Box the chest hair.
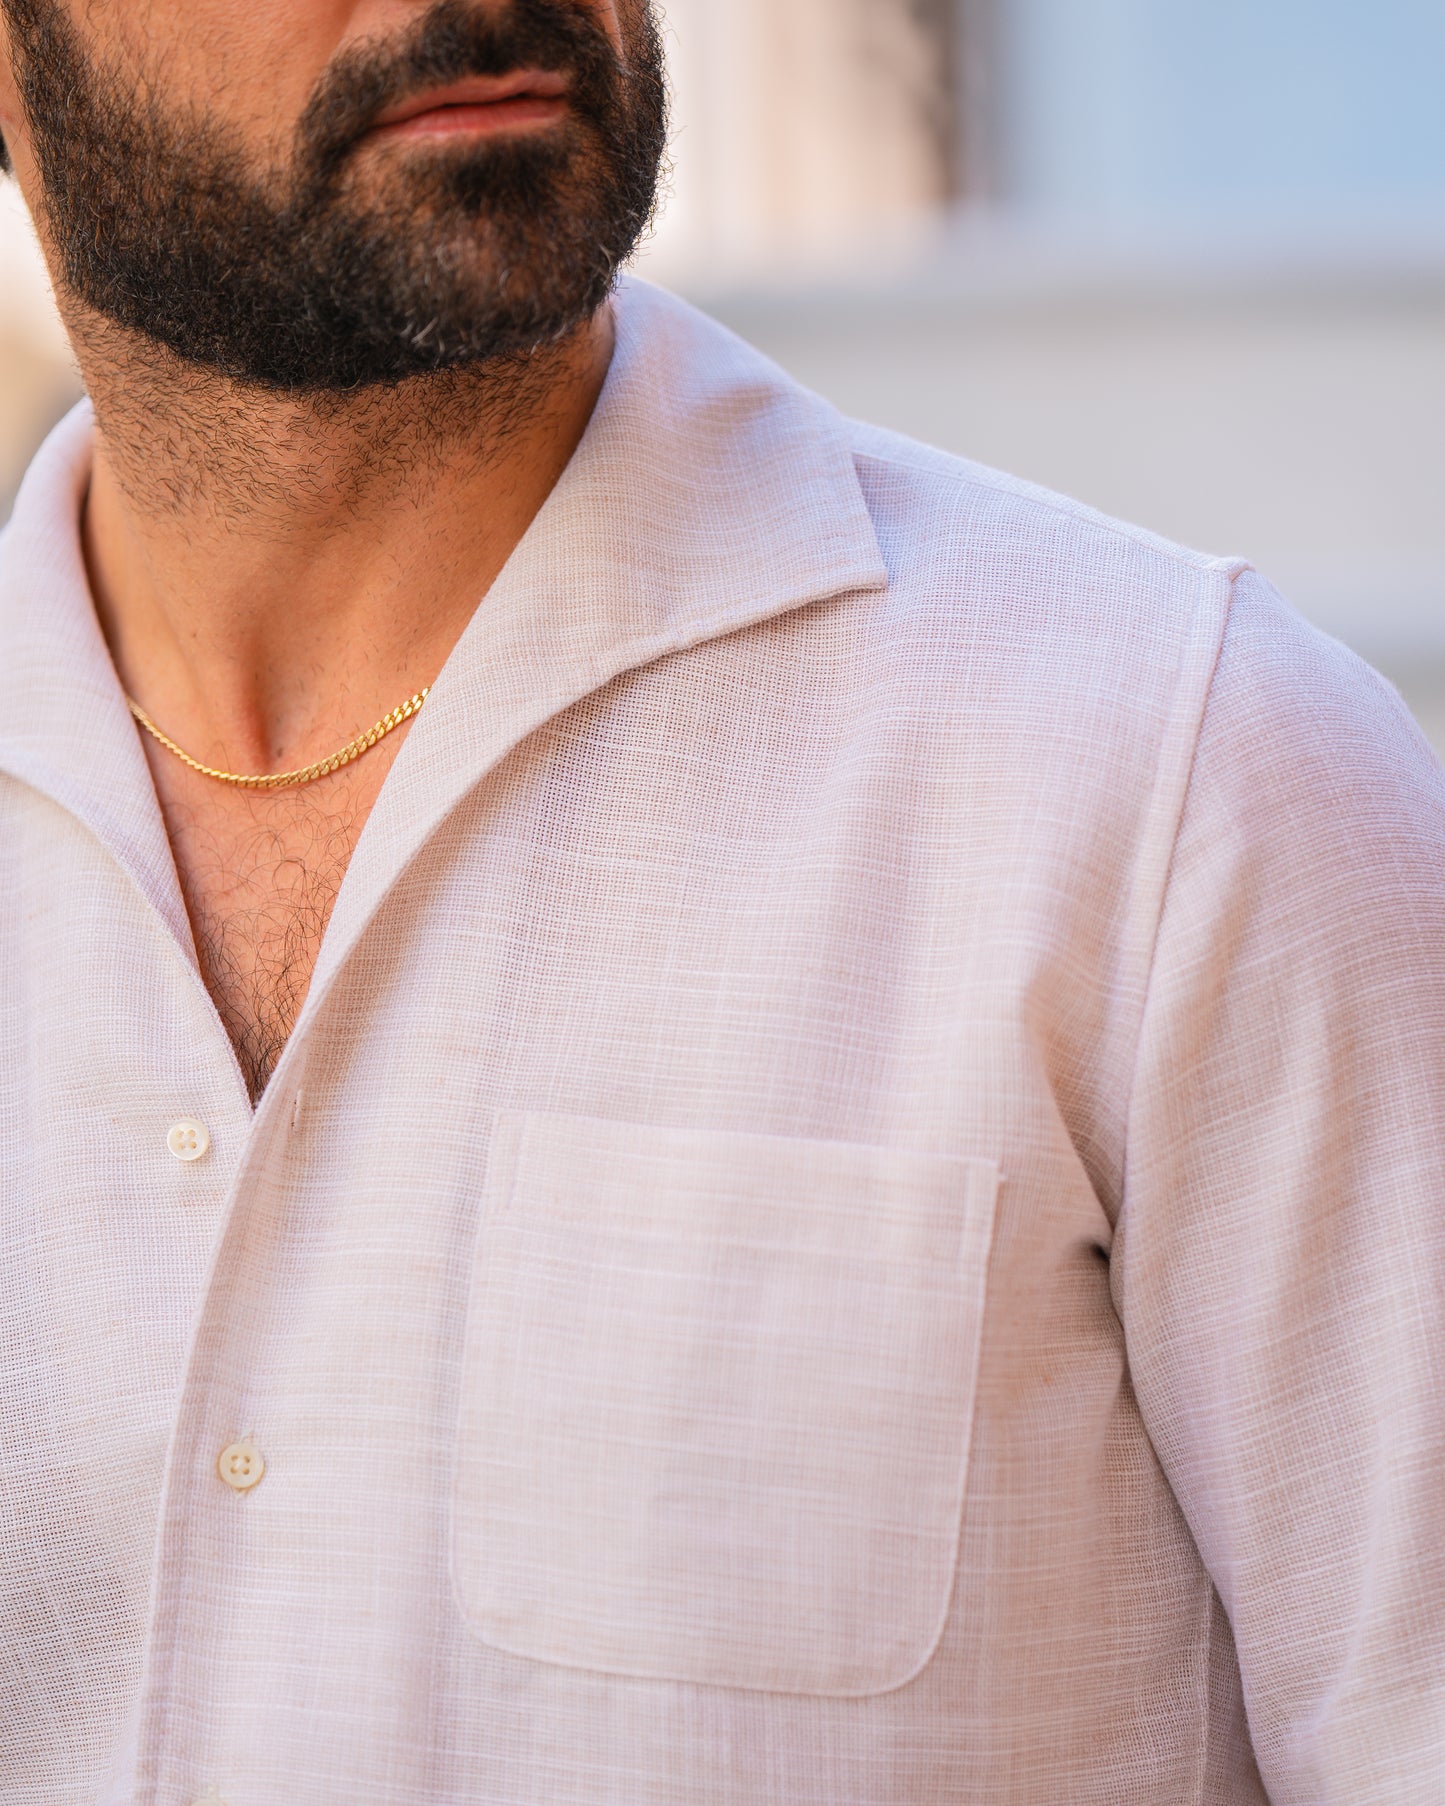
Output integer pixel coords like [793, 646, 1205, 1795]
[168, 784, 365, 1102]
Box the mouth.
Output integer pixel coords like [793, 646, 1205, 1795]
[363, 70, 571, 145]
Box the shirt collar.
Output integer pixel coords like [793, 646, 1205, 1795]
[0, 404, 195, 960]
[0, 277, 888, 1031]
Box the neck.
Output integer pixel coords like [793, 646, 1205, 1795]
[72, 300, 614, 774]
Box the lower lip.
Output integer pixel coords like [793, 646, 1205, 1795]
[366, 95, 569, 144]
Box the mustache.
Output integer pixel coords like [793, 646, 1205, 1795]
[297, 0, 629, 177]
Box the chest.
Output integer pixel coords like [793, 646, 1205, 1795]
[146, 754, 392, 1098]
[0, 743, 1183, 1804]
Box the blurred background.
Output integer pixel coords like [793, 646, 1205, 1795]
[3, 0, 1443, 742]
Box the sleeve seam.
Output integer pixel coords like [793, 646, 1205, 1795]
[1116, 560, 1248, 1239]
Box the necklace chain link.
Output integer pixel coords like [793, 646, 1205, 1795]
[125, 686, 430, 790]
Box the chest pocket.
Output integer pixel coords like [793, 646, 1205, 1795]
[452, 1111, 999, 1697]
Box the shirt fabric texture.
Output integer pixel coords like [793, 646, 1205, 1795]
[1, 277, 1443, 1804]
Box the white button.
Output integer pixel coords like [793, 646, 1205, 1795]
[217, 1438, 265, 1492]
[167, 1119, 210, 1162]
[192, 1791, 228, 1806]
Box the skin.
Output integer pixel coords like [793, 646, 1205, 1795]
[0, 1, 629, 1098]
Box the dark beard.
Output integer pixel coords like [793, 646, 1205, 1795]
[2, 0, 667, 391]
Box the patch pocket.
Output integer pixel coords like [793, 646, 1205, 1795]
[452, 1111, 1000, 1697]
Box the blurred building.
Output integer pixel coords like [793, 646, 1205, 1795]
[3, 0, 1443, 736]
[0, 183, 81, 520]
[642, 0, 964, 277]
[647, 0, 1445, 260]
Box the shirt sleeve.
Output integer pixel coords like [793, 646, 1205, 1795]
[1115, 569, 1445, 1804]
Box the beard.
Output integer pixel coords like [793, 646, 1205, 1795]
[1, 0, 667, 392]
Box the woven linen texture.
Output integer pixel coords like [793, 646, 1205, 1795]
[0, 278, 1442, 1805]
[455, 1114, 998, 1694]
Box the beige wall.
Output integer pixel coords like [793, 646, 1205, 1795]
[0, 186, 80, 516]
[646, 0, 952, 279]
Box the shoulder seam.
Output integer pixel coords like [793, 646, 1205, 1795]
[852, 441, 1249, 578]
[1116, 561, 1242, 1225]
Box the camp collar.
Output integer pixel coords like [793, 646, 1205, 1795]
[0, 277, 889, 1034]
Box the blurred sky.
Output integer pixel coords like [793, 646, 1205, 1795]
[998, 0, 1445, 222]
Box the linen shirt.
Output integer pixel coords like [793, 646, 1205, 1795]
[2, 278, 1443, 1806]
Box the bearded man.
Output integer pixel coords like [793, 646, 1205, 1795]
[0, 3, 1442, 1803]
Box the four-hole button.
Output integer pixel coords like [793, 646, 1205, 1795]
[217, 1439, 265, 1493]
[167, 1119, 210, 1162]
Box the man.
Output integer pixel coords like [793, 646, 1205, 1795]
[0, 1, 1441, 1801]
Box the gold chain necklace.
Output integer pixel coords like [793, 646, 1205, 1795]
[125, 686, 429, 791]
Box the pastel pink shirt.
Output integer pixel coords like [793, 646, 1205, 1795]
[1, 279, 1442, 1804]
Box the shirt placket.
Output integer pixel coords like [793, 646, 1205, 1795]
[127, 1040, 310, 1806]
